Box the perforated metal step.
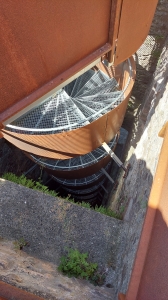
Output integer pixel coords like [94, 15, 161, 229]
[63, 178, 105, 195]
[73, 191, 99, 200]
[6, 69, 123, 134]
[52, 163, 110, 187]
[30, 135, 118, 171]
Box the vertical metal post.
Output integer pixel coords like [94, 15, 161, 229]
[100, 184, 108, 194]
[101, 167, 114, 184]
[23, 164, 37, 176]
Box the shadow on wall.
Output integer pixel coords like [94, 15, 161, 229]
[133, 34, 165, 100]
[134, 207, 168, 300]
[123, 36, 168, 149]
[118, 207, 168, 300]
[115, 154, 153, 297]
[121, 120, 168, 299]
[0, 139, 42, 181]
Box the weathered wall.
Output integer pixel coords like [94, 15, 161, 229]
[117, 36, 168, 295]
[0, 240, 114, 300]
[0, 178, 128, 299]
[132, 0, 168, 108]
[150, 0, 168, 36]
[0, 179, 122, 269]
[0, 2, 168, 299]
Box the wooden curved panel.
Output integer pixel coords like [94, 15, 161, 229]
[114, 0, 158, 66]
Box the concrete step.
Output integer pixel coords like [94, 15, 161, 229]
[0, 179, 124, 299]
[0, 240, 115, 300]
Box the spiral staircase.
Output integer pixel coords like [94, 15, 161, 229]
[3, 69, 124, 204]
[2, 60, 134, 203]
[1, 0, 158, 204]
[0, 2, 161, 300]
[6, 69, 122, 134]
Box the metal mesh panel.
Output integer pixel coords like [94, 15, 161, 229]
[52, 163, 110, 186]
[69, 69, 95, 97]
[80, 78, 118, 97]
[30, 135, 118, 170]
[7, 69, 123, 134]
[11, 90, 89, 132]
[73, 191, 98, 200]
[74, 70, 109, 97]
[74, 196, 98, 204]
[63, 178, 105, 195]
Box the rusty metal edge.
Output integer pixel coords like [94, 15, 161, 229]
[0, 43, 112, 127]
[1, 56, 135, 160]
[26, 150, 111, 179]
[51, 173, 107, 190]
[25, 133, 119, 179]
[122, 122, 168, 300]
[0, 281, 44, 300]
[108, 0, 123, 64]
[114, 0, 159, 66]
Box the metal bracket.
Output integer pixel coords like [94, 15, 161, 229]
[101, 167, 114, 184]
[102, 59, 113, 68]
[102, 142, 129, 178]
[101, 168, 119, 190]
[100, 184, 108, 194]
[23, 164, 37, 176]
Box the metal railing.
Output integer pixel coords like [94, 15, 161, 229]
[5, 59, 132, 135]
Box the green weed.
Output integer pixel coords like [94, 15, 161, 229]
[66, 199, 121, 219]
[140, 200, 148, 209]
[119, 205, 125, 214]
[78, 201, 91, 209]
[2, 172, 58, 197]
[94, 204, 120, 219]
[58, 248, 98, 281]
[90, 272, 106, 286]
[3, 172, 121, 219]
[13, 238, 28, 250]
[127, 100, 135, 111]
[155, 34, 164, 41]
[152, 49, 161, 59]
[157, 57, 162, 68]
